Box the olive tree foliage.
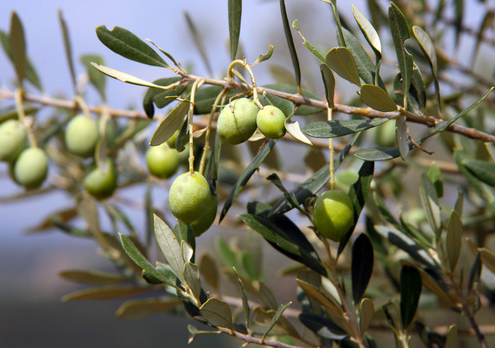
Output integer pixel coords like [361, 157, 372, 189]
[2, 0, 495, 347]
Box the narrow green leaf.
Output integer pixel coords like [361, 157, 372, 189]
[216, 238, 238, 269]
[412, 26, 441, 110]
[253, 45, 274, 65]
[285, 120, 312, 145]
[91, 63, 171, 89]
[389, 3, 413, 108]
[199, 253, 219, 291]
[184, 12, 212, 76]
[419, 173, 441, 236]
[149, 100, 189, 146]
[352, 5, 381, 57]
[80, 55, 106, 101]
[299, 313, 349, 340]
[154, 214, 185, 283]
[303, 118, 388, 138]
[280, 0, 301, 90]
[320, 64, 335, 108]
[354, 146, 401, 161]
[445, 324, 458, 348]
[453, 0, 464, 48]
[396, 115, 409, 160]
[58, 10, 76, 92]
[435, 87, 493, 132]
[360, 84, 398, 112]
[200, 298, 233, 329]
[352, 234, 374, 304]
[480, 248, 495, 274]
[468, 253, 482, 292]
[219, 140, 276, 221]
[233, 267, 251, 330]
[417, 267, 456, 306]
[183, 262, 201, 300]
[427, 163, 443, 198]
[259, 93, 295, 118]
[59, 270, 129, 285]
[228, 0, 242, 61]
[326, 47, 361, 87]
[142, 77, 184, 118]
[400, 265, 422, 329]
[62, 286, 148, 301]
[341, 28, 379, 87]
[292, 20, 326, 62]
[116, 298, 181, 319]
[446, 210, 462, 271]
[96, 25, 168, 67]
[262, 302, 292, 341]
[464, 159, 495, 186]
[297, 279, 343, 315]
[9, 11, 27, 84]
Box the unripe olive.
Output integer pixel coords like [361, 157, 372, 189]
[217, 98, 259, 145]
[374, 119, 396, 147]
[190, 194, 218, 237]
[169, 171, 211, 224]
[166, 129, 180, 149]
[256, 105, 286, 139]
[14, 147, 49, 189]
[313, 190, 354, 242]
[65, 115, 99, 158]
[146, 143, 179, 179]
[83, 160, 118, 200]
[0, 120, 27, 162]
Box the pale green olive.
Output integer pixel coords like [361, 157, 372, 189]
[256, 105, 286, 139]
[0, 120, 27, 163]
[313, 190, 354, 242]
[65, 115, 99, 158]
[83, 160, 118, 200]
[14, 147, 49, 189]
[146, 143, 179, 179]
[217, 98, 259, 145]
[169, 171, 211, 224]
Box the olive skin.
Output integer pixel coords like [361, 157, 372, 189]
[14, 147, 49, 189]
[190, 194, 218, 237]
[256, 105, 286, 139]
[217, 98, 259, 145]
[65, 115, 99, 158]
[146, 143, 179, 179]
[83, 160, 118, 200]
[169, 171, 211, 225]
[313, 190, 354, 242]
[0, 120, 27, 163]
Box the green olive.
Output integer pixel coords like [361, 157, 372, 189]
[14, 147, 49, 189]
[166, 129, 180, 149]
[169, 171, 211, 224]
[83, 160, 118, 200]
[190, 194, 218, 237]
[256, 105, 286, 139]
[0, 120, 27, 162]
[217, 98, 259, 145]
[65, 115, 99, 158]
[146, 143, 179, 179]
[313, 190, 354, 242]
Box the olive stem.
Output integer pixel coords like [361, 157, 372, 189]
[327, 107, 335, 190]
[226, 59, 262, 108]
[14, 88, 37, 148]
[188, 78, 205, 174]
[75, 95, 91, 118]
[199, 88, 227, 175]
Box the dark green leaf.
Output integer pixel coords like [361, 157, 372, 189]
[142, 77, 185, 118]
[149, 100, 189, 146]
[463, 159, 495, 186]
[80, 55, 107, 101]
[96, 25, 168, 67]
[9, 11, 27, 84]
[360, 84, 397, 112]
[259, 93, 295, 118]
[193, 86, 238, 115]
[116, 298, 181, 319]
[59, 270, 129, 285]
[228, 0, 242, 61]
[58, 10, 76, 92]
[446, 210, 462, 271]
[296, 278, 343, 316]
[200, 298, 233, 329]
[419, 173, 441, 236]
[453, 0, 464, 48]
[320, 64, 335, 108]
[353, 146, 401, 161]
[184, 262, 201, 300]
[220, 140, 276, 221]
[280, 0, 301, 90]
[303, 118, 388, 138]
[389, 3, 413, 108]
[468, 253, 482, 292]
[299, 312, 349, 340]
[62, 286, 148, 301]
[326, 47, 361, 87]
[233, 267, 251, 330]
[352, 234, 374, 304]
[262, 302, 292, 341]
[400, 265, 422, 329]
[396, 115, 409, 160]
[262, 83, 322, 115]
